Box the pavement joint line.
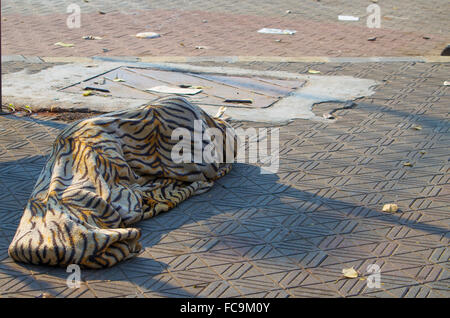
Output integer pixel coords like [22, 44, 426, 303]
[2, 55, 450, 64]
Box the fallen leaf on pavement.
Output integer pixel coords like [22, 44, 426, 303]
[382, 203, 398, 213]
[342, 267, 359, 278]
[54, 42, 74, 47]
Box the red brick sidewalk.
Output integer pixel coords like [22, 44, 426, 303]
[1, 9, 447, 57]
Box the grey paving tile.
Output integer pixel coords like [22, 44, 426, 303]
[1, 61, 449, 298]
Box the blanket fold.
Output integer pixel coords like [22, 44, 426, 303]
[9, 97, 236, 268]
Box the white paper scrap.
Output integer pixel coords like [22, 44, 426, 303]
[146, 86, 203, 95]
[257, 28, 297, 35]
[135, 32, 161, 39]
[338, 15, 360, 21]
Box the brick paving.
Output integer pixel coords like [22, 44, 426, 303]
[1, 0, 449, 57]
[0, 60, 449, 298]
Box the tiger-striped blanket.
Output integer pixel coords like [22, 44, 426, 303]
[8, 97, 236, 268]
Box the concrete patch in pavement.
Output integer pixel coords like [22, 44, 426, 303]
[2, 61, 379, 124]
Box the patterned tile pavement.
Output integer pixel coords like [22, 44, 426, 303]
[0, 60, 449, 298]
[1, 0, 449, 57]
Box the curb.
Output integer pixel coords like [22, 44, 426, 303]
[2, 55, 450, 64]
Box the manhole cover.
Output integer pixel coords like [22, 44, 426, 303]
[61, 66, 306, 108]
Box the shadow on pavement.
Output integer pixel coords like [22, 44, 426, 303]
[0, 160, 447, 297]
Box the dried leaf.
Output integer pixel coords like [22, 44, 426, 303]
[54, 42, 74, 47]
[7, 104, 15, 112]
[342, 267, 358, 278]
[382, 203, 398, 213]
[308, 69, 321, 74]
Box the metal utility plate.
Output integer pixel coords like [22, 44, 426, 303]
[61, 66, 306, 108]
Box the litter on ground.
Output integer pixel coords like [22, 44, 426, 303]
[342, 267, 359, 278]
[257, 28, 297, 35]
[54, 42, 74, 47]
[382, 203, 398, 213]
[146, 86, 203, 95]
[224, 99, 253, 104]
[83, 35, 102, 40]
[338, 15, 360, 21]
[135, 32, 161, 39]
